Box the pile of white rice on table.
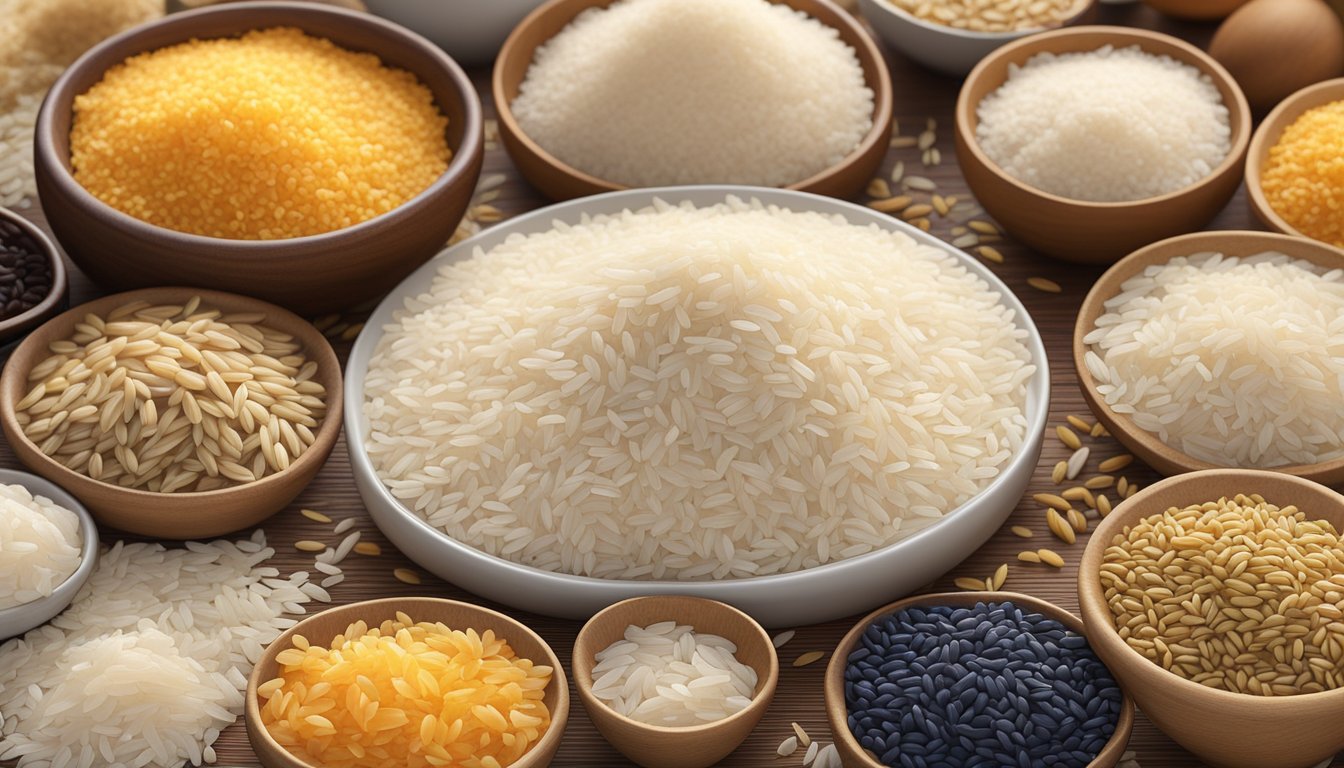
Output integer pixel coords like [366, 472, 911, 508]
[0, 531, 326, 768]
[509, 0, 874, 188]
[363, 197, 1036, 581]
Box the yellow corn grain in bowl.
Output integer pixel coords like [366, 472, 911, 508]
[258, 612, 553, 768]
[69, 27, 451, 241]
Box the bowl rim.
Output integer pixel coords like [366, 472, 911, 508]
[243, 596, 570, 768]
[955, 24, 1253, 209]
[1071, 229, 1344, 481]
[33, 0, 484, 251]
[858, 0, 1094, 42]
[570, 595, 779, 736]
[823, 590, 1137, 768]
[1077, 468, 1344, 707]
[343, 184, 1051, 592]
[1244, 77, 1344, 244]
[490, 0, 895, 196]
[0, 286, 345, 505]
[0, 468, 100, 628]
[0, 209, 68, 339]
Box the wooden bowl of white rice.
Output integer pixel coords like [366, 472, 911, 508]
[345, 186, 1050, 627]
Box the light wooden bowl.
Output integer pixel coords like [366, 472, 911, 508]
[492, 0, 893, 202]
[824, 591, 1136, 768]
[1142, 0, 1250, 19]
[0, 287, 343, 539]
[245, 597, 569, 768]
[954, 26, 1252, 264]
[1078, 469, 1344, 768]
[34, 1, 484, 315]
[572, 596, 778, 768]
[1072, 230, 1344, 484]
[1246, 78, 1344, 246]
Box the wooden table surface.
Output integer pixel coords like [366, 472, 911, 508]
[10, 2, 1336, 766]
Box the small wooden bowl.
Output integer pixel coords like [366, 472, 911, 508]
[1141, 0, 1250, 20]
[1072, 230, 1344, 484]
[1246, 78, 1344, 247]
[955, 26, 1252, 264]
[245, 597, 569, 768]
[572, 596, 779, 768]
[0, 287, 343, 539]
[0, 209, 68, 350]
[34, 2, 484, 316]
[492, 0, 893, 202]
[1078, 470, 1344, 768]
[824, 591, 1136, 768]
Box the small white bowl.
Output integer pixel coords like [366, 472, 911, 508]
[856, 0, 1095, 76]
[0, 469, 99, 640]
[363, 0, 547, 66]
[344, 186, 1050, 628]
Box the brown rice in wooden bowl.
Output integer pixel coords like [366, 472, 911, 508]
[0, 287, 343, 539]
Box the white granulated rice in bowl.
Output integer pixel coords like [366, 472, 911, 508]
[362, 196, 1036, 582]
[0, 484, 81, 610]
[975, 44, 1231, 203]
[1084, 251, 1344, 468]
[509, 0, 874, 188]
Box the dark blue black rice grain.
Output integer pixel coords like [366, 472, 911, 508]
[844, 601, 1122, 768]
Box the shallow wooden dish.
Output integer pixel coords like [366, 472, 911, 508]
[954, 25, 1251, 264]
[824, 591, 1135, 768]
[1246, 78, 1344, 247]
[34, 1, 484, 316]
[0, 209, 68, 349]
[0, 287, 343, 539]
[1072, 230, 1344, 484]
[572, 596, 778, 768]
[245, 597, 569, 768]
[492, 0, 893, 202]
[1141, 0, 1250, 20]
[1078, 469, 1344, 768]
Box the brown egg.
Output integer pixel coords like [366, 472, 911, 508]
[1210, 0, 1344, 112]
[1143, 0, 1251, 20]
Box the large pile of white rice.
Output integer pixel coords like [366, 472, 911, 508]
[1084, 252, 1344, 468]
[363, 197, 1035, 581]
[509, 0, 874, 188]
[0, 532, 325, 767]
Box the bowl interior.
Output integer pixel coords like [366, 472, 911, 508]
[1072, 230, 1344, 482]
[1245, 78, 1344, 241]
[572, 595, 778, 731]
[825, 591, 1136, 768]
[956, 25, 1251, 209]
[492, 0, 893, 198]
[245, 597, 569, 768]
[0, 287, 344, 531]
[342, 185, 1050, 626]
[41, 0, 478, 250]
[870, 0, 1094, 40]
[0, 209, 68, 344]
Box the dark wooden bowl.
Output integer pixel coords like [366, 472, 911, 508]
[492, 0, 893, 202]
[0, 208, 68, 348]
[955, 26, 1251, 265]
[33, 1, 484, 316]
[246, 597, 569, 768]
[825, 591, 1135, 768]
[0, 287, 343, 539]
[1073, 230, 1344, 484]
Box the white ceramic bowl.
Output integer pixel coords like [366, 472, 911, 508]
[345, 186, 1050, 627]
[363, 0, 547, 66]
[0, 469, 99, 640]
[856, 0, 1094, 76]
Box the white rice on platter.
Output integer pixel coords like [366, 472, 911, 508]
[1084, 252, 1344, 468]
[363, 197, 1035, 581]
[0, 484, 81, 610]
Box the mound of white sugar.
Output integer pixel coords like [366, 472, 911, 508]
[1084, 252, 1344, 468]
[510, 0, 874, 187]
[0, 484, 81, 610]
[976, 45, 1231, 202]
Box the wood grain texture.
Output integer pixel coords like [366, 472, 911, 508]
[8, 3, 1340, 766]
